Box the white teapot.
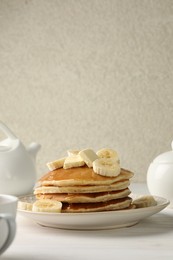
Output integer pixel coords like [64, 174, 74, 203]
[147, 141, 173, 206]
[0, 121, 41, 196]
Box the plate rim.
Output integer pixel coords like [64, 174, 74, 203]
[17, 194, 170, 230]
[17, 194, 170, 216]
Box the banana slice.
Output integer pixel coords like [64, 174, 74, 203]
[32, 199, 62, 213]
[18, 201, 33, 211]
[79, 149, 98, 168]
[67, 149, 80, 156]
[132, 195, 157, 208]
[96, 148, 120, 163]
[47, 157, 66, 171]
[93, 158, 121, 177]
[63, 155, 85, 169]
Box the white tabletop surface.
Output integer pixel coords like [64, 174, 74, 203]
[2, 183, 173, 260]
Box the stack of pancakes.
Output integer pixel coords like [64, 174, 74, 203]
[34, 166, 134, 213]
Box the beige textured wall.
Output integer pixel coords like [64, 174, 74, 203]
[0, 0, 173, 181]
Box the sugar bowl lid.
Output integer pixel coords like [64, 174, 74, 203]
[153, 141, 173, 163]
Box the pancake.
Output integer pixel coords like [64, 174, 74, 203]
[35, 188, 131, 203]
[36, 167, 133, 187]
[61, 197, 132, 213]
[33, 155, 134, 213]
[34, 179, 130, 194]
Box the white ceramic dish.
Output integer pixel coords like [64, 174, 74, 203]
[17, 194, 169, 230]
[147, 140, 173, 204]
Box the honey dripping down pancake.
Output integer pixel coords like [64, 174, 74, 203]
[34, 179, 130, 194]
[32, 148, 135, 213]
[35, 188, 131, 203]
[61, 197, 132, 213]
[36, 167, 134, 187]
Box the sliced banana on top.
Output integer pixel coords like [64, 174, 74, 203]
[32, 199, 62, 213]
[67, 149, 80, 156]
[96, 148, 120, 163]
[79, 149, 98, 168]
[47, 157, 66, 171]
[132, 195, 157, 208]
[93, 158, 121, 177]
[63, 155, 85, 169]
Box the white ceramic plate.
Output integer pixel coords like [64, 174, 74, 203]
[17, 194, 169, 230]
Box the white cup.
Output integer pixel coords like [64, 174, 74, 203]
[0, 194, 18, 255]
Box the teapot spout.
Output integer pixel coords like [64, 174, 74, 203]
[26, 142, 41, 161]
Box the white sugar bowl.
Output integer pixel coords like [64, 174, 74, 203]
[147, 141, 173, 207]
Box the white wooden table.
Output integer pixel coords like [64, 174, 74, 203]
[2, 183, 173, 260]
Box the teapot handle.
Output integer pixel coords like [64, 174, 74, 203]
[0, 121, 17, 140]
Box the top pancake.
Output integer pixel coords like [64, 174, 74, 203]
[37, 166, 134, 187]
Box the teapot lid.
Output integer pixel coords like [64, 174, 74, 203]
[0, 139, 19, 152]
[0, 145, 11, 152]
[153, 141, 173, 163]
[0, 121, 20, 152]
